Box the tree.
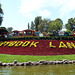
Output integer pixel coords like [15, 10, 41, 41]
[31, 17, 63, 32]
[55, 18, 63, 24]
[28, 23, 30, 29]
[38, 18, 51, 32]
[34, 16, 42, 31]
[48, 19, 63, 33]
[0, 27, 8, 34]
[7, 27, 13, 33]
[65, 18, 75, 31]
[31, 21, 35, 30]
[0, 3, 3, 26]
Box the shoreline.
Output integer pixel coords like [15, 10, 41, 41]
[0, 60, 75, 66]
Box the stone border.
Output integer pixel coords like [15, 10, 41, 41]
[0, 60, 75, 66]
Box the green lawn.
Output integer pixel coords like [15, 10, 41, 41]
[0, 54, 75, 63]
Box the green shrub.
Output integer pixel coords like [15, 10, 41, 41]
[0, 36, 75, 41]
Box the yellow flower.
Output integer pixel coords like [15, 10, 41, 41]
[15, 41, 23, 47]
[22, 41, 30, 47]
[8, 41, 17, 47]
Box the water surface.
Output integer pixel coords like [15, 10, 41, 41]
[0, 64, 75, 75]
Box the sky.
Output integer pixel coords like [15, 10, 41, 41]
[0, 0, 75, 31]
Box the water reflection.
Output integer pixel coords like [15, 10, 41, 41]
[0, 64, 75, 75]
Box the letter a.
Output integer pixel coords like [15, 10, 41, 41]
[59, 41, 67, 48]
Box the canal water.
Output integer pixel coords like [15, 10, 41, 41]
[0, 64, 75, 75]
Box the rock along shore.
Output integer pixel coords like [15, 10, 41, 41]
[0, 60, 75, 66]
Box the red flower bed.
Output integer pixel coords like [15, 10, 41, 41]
[0, 40, 75, 55]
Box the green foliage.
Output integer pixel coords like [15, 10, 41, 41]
[7, 27, 13, 33]
[65, 18, 75, 31]
[0, 27, 8, 34]
[65, 29, 73, 35]
[0, 36, 75, 41]
[28, 22, 30, 29]
[38, 18, 63, 33]
[0, 3, 3, 26]
[31, 17, 63, 33]
[0, 4, 3, 13]
[38, 18, 51, 32]
[34, 16, 42, 31]
[48, 19, 63, 33]
[55, 18, 63, 24]
[31, 21, 35, 30]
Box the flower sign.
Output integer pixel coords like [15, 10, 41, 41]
[0, 41, 75, 49]
[0, 40, 75, 55]
[0, 41, 39, 47]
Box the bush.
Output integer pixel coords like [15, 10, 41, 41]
[65, 29, 73, 35]
[0, 36, 75, 41]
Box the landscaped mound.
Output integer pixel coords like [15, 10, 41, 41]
[0, 40, 75, 55]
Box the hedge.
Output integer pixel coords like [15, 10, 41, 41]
[0, 36, 75, 41]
